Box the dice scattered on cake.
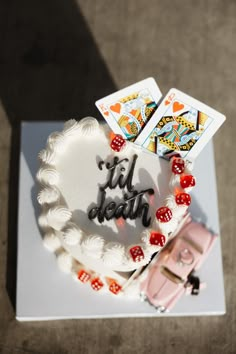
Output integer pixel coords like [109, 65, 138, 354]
[37, 117, 197, 300]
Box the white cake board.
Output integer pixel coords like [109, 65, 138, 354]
[16, 122, 226, 321]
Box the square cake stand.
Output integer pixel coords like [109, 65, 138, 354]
[16, 122, 225, 321]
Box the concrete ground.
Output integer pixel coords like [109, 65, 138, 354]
[0, 0, 235, 353]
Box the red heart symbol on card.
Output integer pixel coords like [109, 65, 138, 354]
[173, 101, 184, 112]
[110, 103, 121, 114]
[104, 111, 109, 116]
[165, 100, 170, 105]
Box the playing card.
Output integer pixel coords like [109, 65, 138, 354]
[135, 88, 226, 161]
[95, 78, 162, 140]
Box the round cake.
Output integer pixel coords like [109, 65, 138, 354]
[37, 117, 193, 289]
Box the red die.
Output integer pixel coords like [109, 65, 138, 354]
[156, 207, 172, 223]
[149, 231, 166, 247]
[129, 245, 145, 262]
[175, 192, 191, 206]
[172, 158, 185, 174]
[91, 277, 104, 291]
[180, 174, 196, 189]
[110, 134, 126, 152]
[77, 269, 91, 283]
[109, 281, 122, 295]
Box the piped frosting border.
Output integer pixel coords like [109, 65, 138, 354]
[36, 117, 195, 275]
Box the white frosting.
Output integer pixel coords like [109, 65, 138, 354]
[81, 235, 104, 259]
[165, 194, 177, 210]
[57, 251, 73, 274]
[43, 231, 61, 252]
[38, 148, 57, 165]
[157, 217, 179, 235]
[172, 205, 188, 219]
[142, 247, 154, 262]
[46, 206, 72, 230]
[63, 119, 81, 137]
[166, 195, 188, 218]
[184, 186, 194, 193]
[37, 186, 60, 204]
[169, 174, 181, 193]
[37, 118, 170, 271]
[103, 243, 125, 266]
[38, 212, 49, 229]
[78, 116, 100, 137]
[37, 117, 195, 277]
[185, 160, 194, 174]
[62, 223, 83, 246]
[47, 131, 66, 154]
[140, 229, 151, 245]
[36, 166, 59, 186]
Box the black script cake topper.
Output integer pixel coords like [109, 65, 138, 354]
[88, 154, 154, 227]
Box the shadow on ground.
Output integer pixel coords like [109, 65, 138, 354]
[0, 0, 116, 311]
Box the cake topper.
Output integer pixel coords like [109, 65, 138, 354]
[88, 154, 154, 227]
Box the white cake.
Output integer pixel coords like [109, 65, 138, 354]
[36, 117, 193, 293]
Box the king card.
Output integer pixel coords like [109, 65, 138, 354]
[95, 78, 162, 140]
[135, 88, 226, 161]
